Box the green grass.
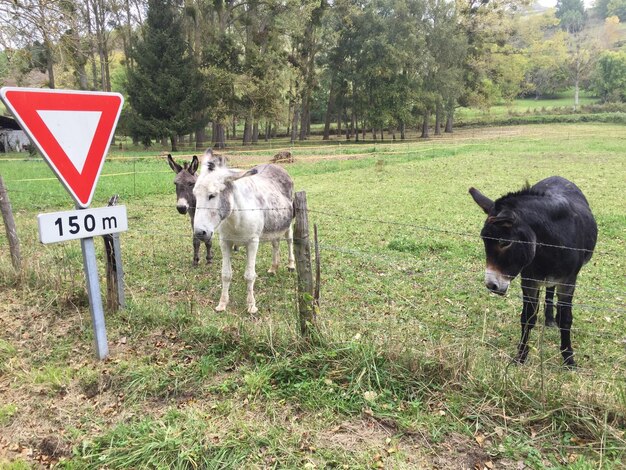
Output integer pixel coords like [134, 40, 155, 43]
[456, 89, 599, 120]
[0, 123, 625, 468]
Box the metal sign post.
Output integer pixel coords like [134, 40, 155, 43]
[80, 234, 109, 359]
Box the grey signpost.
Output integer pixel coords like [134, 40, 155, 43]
[81, 235, 109, 359]
[1, 87, 125, 360]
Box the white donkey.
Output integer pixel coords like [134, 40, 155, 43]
[193, 150, 296, 313]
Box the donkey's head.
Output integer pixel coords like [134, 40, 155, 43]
[469, 187, 537, 295]
[167, 154, 199, 215]
[193, 151, 257, 242]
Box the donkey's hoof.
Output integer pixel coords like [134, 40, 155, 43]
[215, 303, 227, 312]
[287, 266, 296, 272]
[545, 320, 557, 328]
[247, 305, 258, 314]
[563, 357, 577, 369]
[513, 353, 528, 365]
[267, 268, 277, 276]
[192, 260, 199, 268]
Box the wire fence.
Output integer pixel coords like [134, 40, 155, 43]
[1, 131, 625, 401]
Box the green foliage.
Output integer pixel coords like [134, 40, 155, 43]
[607, 0, 626, 21]
[593, 50, 626, 102]
[125, 0, 210, 148]
[556, 0, 586, 33]
[526, 31, 570, 98]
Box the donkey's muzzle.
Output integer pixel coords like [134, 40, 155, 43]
[485, 268, 510, 295]
[177, 205, 188, 215]
[194, 229, 212, 243]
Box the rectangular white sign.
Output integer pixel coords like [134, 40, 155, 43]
[38, 205, 128, 244]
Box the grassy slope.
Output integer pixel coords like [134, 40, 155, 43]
[455, 90, 599, 121]
[0, 123, 625, 469]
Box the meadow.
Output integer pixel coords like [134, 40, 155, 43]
[0, 123, 625, 469]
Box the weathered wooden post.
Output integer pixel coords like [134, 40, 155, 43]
[293, 191, 317, 335]
[0, 175, 21, 272]
[102, 195, 125, 312]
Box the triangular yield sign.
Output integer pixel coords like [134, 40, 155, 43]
[0, 87, 124, 208]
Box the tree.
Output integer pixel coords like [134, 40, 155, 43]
[458, 0, 532, 113]
[526, 31, 569, 98]
[0, 0, 65, 88]
[565, 31, 600, 109]
[422, 0, 467, 135]
[593, 50, 626, 102]
[556, 0, 586, 33]
[126, 0, 210, 150]
[607, 0, 626, 20]
[595, 0, 611, 18]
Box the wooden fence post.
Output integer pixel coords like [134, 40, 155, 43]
[0, 175, 21, 272]
[293, 191, 317, 335]
[103, 195, 125, 312]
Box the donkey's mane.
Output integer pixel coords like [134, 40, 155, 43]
[496, 182, 547, 207]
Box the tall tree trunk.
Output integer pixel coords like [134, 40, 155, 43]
[232, 117, 237, 139]
[44, 39, 55, 89]
[445, 114, 453, 133]
[214, 123, 226, 149]
[252, 121, 259, 144]
[336, 108, 342, 137]
[400, 121, 406, 140]
[264, 122, 270, 142]
[291, 103, 299, 144]
[195, 124, 206, 150]
[435, 104, 442, 136]
[421, 110, 430, 138]
[299, 91, 310, 141]
[323, 85, 334, 140]
[445, 98, 455, 133]
[243, 118, 252, 145]
[85, 0, 99, 89]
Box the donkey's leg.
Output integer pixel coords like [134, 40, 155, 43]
[556, 281, 577, 368]
[515, 280, 540, 364]
[544, 286, 556, 327]
[244, 239, 259, 314]
[192, 235, 201, 267]
[205, 239, 213, 264]
[190, 214, 200, 267]
[268, 239, 280, 275]
[216, 238, 233, 312]
[286, 224, 296, 272]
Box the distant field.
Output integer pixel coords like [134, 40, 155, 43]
[456, 90, 599, 121]
[0, 123, 625, 468]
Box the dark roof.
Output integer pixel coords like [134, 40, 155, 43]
[0, 115, 22, 130]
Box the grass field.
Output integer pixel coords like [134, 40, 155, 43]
[455, 90, 599, 121]
[0, 123, 625, 469]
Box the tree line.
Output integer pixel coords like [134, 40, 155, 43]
[0, 0, 625, 150]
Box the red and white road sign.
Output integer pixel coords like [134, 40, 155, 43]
[0, 87, 124, 208]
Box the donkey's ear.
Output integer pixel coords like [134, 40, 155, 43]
[189, 155, 199, 174]
[200, 151, 213, 175]
[167, 154, 182, 174]
[469, 187, 494, 214]
[224, 168, 258, 184]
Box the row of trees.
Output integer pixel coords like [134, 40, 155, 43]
[0, 0, 625, 150]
